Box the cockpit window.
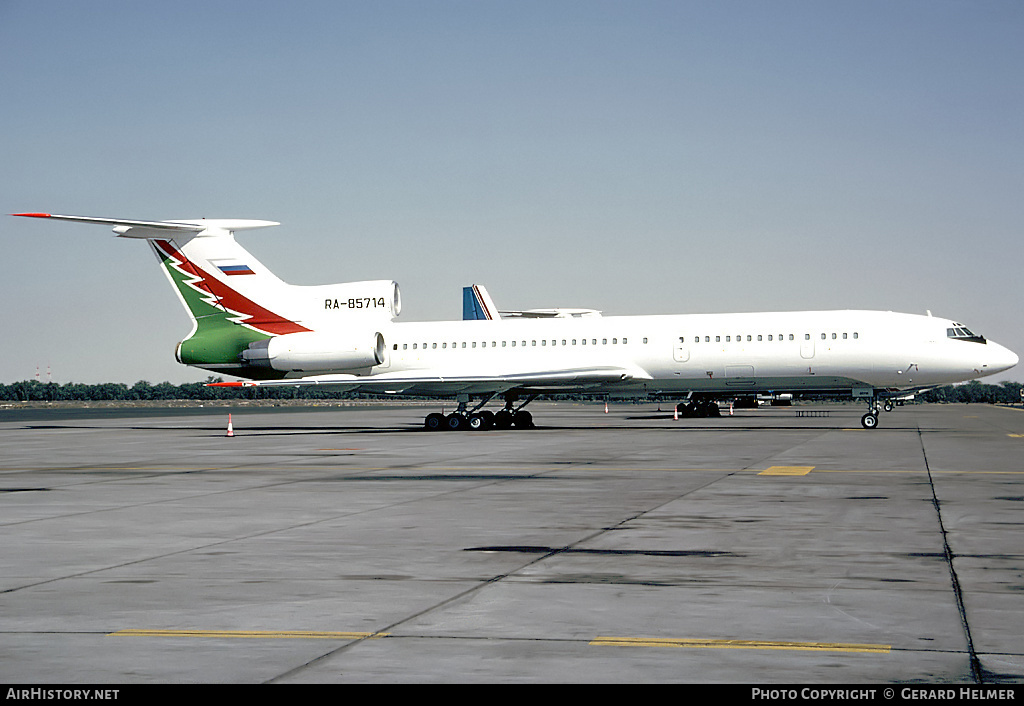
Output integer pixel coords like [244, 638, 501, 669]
[947, 324, 986, 343]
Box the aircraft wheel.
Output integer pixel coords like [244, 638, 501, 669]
[446, 413, 466, 431]
[861, 412, 879, 429]
[467, 413, 489, 431]
[424, 412, 446, 431]
[883, 402, 894, 412]
[513, 410, 534, 428]
[494, 410, 514, 429]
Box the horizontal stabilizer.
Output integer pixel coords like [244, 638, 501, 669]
[12, 213, 279, 237]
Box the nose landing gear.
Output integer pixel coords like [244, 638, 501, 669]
[861, 411, 879, 429]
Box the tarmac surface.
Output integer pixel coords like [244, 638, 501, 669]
[1, 401, 1022, 684]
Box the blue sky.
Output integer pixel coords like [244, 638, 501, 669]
[2, 0, 1022, 384]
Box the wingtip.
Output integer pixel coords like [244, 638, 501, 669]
[11, 212, 52, 218]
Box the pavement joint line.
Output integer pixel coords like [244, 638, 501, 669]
[109, 629, 388, 640]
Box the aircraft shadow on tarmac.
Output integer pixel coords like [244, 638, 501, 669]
[20, 419, 922, 435]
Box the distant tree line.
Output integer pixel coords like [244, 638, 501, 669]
[0, 378, 355, 402]
[2, 378, 1021, 404]
[918, 380, 1023, 404]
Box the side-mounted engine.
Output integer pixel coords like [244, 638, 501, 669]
[241, 331, 386, 372]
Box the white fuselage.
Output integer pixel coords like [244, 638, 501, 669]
[355, 309, 1017, 395]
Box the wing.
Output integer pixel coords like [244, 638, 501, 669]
[208, 364, 651, 397]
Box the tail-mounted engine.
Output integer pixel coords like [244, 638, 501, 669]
[241, 331, 386, 372]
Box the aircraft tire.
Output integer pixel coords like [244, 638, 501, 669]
[861, 412, 879, 429]
[494, 410, 514, 429]
[468, 413, 489, 431]
[446, 413, 466, 431]
[513, 410, 533, 428]
[424, 412, 446, 431]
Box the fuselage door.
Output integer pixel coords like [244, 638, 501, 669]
[673, 337, 690, 362]
[800, 337, 815, 359]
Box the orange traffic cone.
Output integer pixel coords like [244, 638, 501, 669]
[604, 401, 609, 414]
[674, 405, 678, 421]
[226, 413, 234, 437]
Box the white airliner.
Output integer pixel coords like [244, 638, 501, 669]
[14, 213, 1018, 430]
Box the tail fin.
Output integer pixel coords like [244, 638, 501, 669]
[14, 213, 400, 378]
[463, 284, 500, 320]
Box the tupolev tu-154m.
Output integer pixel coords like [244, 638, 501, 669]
[14, 213, 1018, 430]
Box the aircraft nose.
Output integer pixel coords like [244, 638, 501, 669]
[988, 342, 1019, 374]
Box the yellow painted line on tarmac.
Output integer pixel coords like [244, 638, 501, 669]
[758, 466, 815, 476]
[591, 636, 890, 654]
[109, 629, 387, 640]
[1008, 434, 1024, 438]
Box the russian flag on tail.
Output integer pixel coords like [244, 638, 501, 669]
[213, 260, 256, 276]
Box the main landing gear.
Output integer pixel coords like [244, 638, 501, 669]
[424, 393, 537, 431]
[675, 399, 721, 418]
